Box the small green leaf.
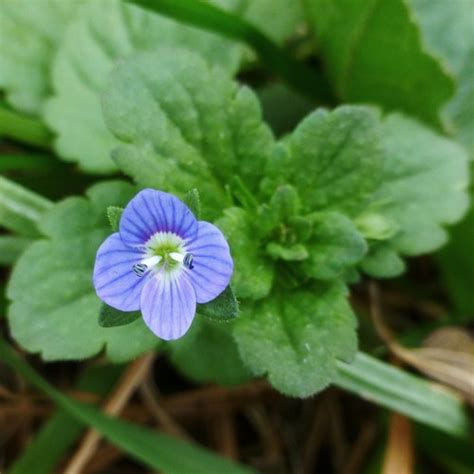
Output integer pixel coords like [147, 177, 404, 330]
[216, 207, 274, 300]
[7, 181, 160, 362]
[229, 176, 259, 212]
[360, 243, 406, 278]
[303, 0, 454, 127]
[234, 283, 357, 397]
[107, 206, 123, 232]
[183, 188, 201, 220]
[169, 316, 252, 386]
[266, 242, 308, 261]
[264, 106, 382, 216]
[269, 184, 301, 221]
[0, 176, 53, 237]
[196, 286, 238, 321]
[355, 212, 398, 241]
[99, 304, 141, 328]
[302, 212, 367, 281]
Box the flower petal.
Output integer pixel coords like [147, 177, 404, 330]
[185, 221, 233, 303]
[120, 189, 198, 246]
[140, 273, 196, 340]
[93, 233, 147, 311]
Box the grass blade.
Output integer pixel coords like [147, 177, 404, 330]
[0, 102, 50, 149]
[0, 339, 257, 474]
[9, 365, 123, 474]
[335, 352, 470, 438]
[127, 0, 332, 103]
[0, 176, 52, 236]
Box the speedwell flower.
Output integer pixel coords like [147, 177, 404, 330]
[93, 189, 233, 340]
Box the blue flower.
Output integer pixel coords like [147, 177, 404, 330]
[93, 189, 233, 340]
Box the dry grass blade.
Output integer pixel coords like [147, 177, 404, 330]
[63, 352, 156, 474]
[369, 282, 474, 403]
[382, 413, 414, 474]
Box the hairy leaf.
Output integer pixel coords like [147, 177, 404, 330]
[102, 49, 275, 215]
[44, 0, 245, 173]
[107, 206, 123, 232]
[99, 304, 141, 328]
[264, 106, 382, 216]
[183, 188, 201, 220]
[234, 283, 357, 396]
[7, 181, 159, 361]
[373, 113, 469, 256]
[216, 207, 274, 300]
[301, 212, 367, 280]
[197, 286, 239, 321]
[302, 0, 454, 127]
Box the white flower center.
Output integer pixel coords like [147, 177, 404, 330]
[133, 231, 193, 278]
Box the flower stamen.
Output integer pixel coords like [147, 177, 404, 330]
[133, 255, 162, 277]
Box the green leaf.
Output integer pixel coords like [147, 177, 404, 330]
[99, 304, 141, 328]
[360, 243, 405, 278]
[0, 0, 82, 115]
[268, 184, 301, 222]
[229, 176, 259, 212]
[266, 242, 308, 261]
[7, 181, 160, 362]
[9, 365, 123, 474]
[372, 113, 469, 256]
[354, 212, 398, 241]
[264, 106, 382, 216]
[0, 235, 32, 266]
[102, 48, 275, 214]
[0, 176, 53, 237]
[169, 316, 252, 386]
[197, 286, 238, 321]
[437, 207, 474, 318]
[216, 207, 274, 300]
[301, 212, 367, 280]
[0, 338, 257, 474]
[234, 283, 357, 397]
[409, 0, 474, 157]
[44, 0, 244, 174]
[302, 0, 454, 127]
[107, 206, 123, 232]
[183, 188, 201, 220]
[335, 352, 470, 438]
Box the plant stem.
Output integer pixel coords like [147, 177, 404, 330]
[127, 0, 333, 103]
[0, 102, 51, 149]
